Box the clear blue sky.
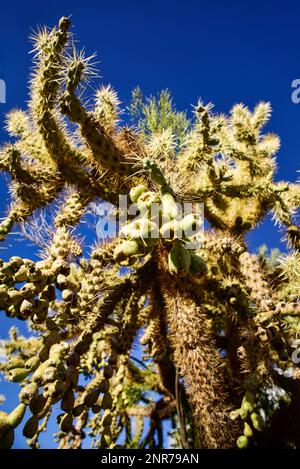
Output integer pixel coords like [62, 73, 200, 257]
[0, 0, 299, 448]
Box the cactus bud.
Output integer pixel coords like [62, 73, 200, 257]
[23, 416, 39, 438]
[129, 185, 148, 203]
[236, 435, 249, 449]
[168, 241, 191, 274]
[7, 403, 26, 429]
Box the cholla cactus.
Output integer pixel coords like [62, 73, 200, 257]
[0, 17, 299, 449]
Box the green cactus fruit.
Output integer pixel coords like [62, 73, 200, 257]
[32, 361, 52, 385]
[0, 411, 11, 437]
[43, 380, 66, 402]
[14, 266, 28, 284]
[239, 407, 248, 420]
[0, 287, 9, 303]
[113, 240, 140, 265]
[19, 383, 39, 405]
[72, 403, 85, 417]
[51, 259, 70, 276]
[27, 267, 43, 283]
[84, 389, 100, 407]
[42, 366, 62, 384]
[129, 184, 148, 203]
[59, 413, 73, 433]
[180, 213, 200, 235]
[236, 435, 249, 449]
[241, 399, 254, 414]
[29, 395, 47, 415]
[189, 253, 208, 276]
[160, 219, 181, 240]
[66, 366, 79, 387]
[250, 412, 264, 432]
[8, 368, 30, 383]
[161, 193, 179, 220]
[6, 357, 26, 370]
[101, 410, 112, 427]
[23, 416, 39, 438]
[168, 241, 191, 274]
[20, 283, 37, 298]
[18, 299, 34, 320]
[100, 392, 113, 410]
[229, 410, 240, 420]
[103, 365, 114, 379]
[40, 284, 56, 301]
[136, 191, 160, 211]
[61, 388, 75, 412]
[98, 379, 110, 394]
[61, 289, 73, 302]
[56, 274, 68, 290]
[243, 422, 253, 438]
[9, 257, 23, 270]
[120, 219, 158, 246]
[91, 404, 101, 414]
[8, 290, 24, 305]
[46, 332, 62, 348]
[7, 403, 26, 429]
[1, 262, 15, 276]
[25, 356, 41, 372]
[0, 426, 14, 449]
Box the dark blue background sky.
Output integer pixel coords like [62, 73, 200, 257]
[0, 0, 299, 448]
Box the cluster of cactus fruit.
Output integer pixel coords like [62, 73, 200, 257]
[0, 17, 299, 449]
